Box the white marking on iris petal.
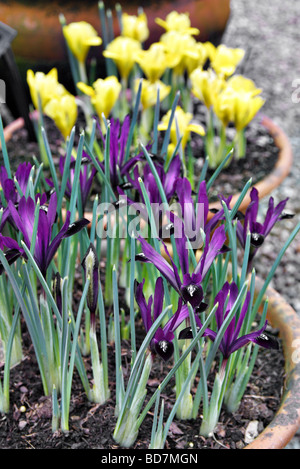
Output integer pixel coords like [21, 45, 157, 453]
[159, 340, 168, 353]
[187, 285, 197, 297]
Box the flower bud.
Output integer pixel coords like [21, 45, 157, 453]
[82, 243, 99, 321]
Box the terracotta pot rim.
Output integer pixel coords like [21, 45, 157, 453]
[244, 277, 300, 449]
[209, 114, 293, 214]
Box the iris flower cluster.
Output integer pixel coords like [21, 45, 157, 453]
[0, 165, 89, 278]
[135, 206, 281, 362]
[1, 4, 299, 450]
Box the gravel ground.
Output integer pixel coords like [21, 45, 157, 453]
[223, 0, 300, 448]
[223, 0, 300, 322]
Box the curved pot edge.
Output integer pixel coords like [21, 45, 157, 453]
[244, 278, 300, 449]
[1, 117, 25, 148]
[209, 115, 293, 214]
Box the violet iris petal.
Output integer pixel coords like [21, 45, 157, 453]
[181, 272, 203, 309]
[137, 237, 180, 292]
[0, 162, 32, 204]
[135, 277, 190, 361]
[134, 278, 153, 332]
[97, 115, 142, 192]
[194, 224, 227, 278]
[0, 233, 25, 274]
[121, 154, 182, 232]
[46, 155, 97, 212]
[184, 281, 279, 358]
[0, 163, 34, 231]
[175, 179, 230, 248]
[158, 154, 182, 201]
[236, 187, 289, 255]
[137, 212, 226, 309]
[8, 193, 89, 277]
[175, 177, 197, 241]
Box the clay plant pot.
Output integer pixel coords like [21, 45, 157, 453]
[244, 277, 300, 449]
[1, 116, 25, 145]
[0, 0, 231, 72]
[208, 115, 293, 215]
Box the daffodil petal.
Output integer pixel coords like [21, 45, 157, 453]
[76, 82, 95, 96]
[187, 123, 206, 136]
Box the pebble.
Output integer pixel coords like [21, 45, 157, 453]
[18, 420, 27, 431]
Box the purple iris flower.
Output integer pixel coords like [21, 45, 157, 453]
[128, 153, 181, 201]
[120, 153, 182, 229]
[236, 187, 290, 270]
[46, 155, 97, 212]
[135, 276, 190, 361]
[98, 115, 142, 193]
[7, 192, 89, 277]
[179, 281, 278, 359]
[0, 162, 33, 230]
[137, 212, 227, 310]
[174, 178, 230, 249]
[0, 233, 25, 274]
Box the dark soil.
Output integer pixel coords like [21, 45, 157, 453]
[0, 313, 285, 450]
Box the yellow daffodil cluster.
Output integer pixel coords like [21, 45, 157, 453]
[213, 75, 265, 132]
[189, 43, 264, 163]
[190, 45, 264, 132]
[27, 68, 77, 140]
[26, 7, 264, 165]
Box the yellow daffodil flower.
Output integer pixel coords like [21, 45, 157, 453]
[159, 31, 199, 76]
[209, 44, 245, 78]
[103, 36, 142, 81]
[213, 76, 264, 131]
[185, 42, 209, 76]
[63, 21, 102, 63]
[77, 76, 122, 119]
[134, 42, 178, 83]
[44, 95, 78, 140]
[202, 41, 217, 60]
[135, 78, 171, 110]
[190, 67, 225, 109]
[158, 106, 205, 152]
[155, 11, 200, 35]
[27, 68, 69, 111]
[231, 91, 265, 131]
[212, 87, 236, 128]
[226, 75, 263, 96]
[121, 12, 149, 43]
